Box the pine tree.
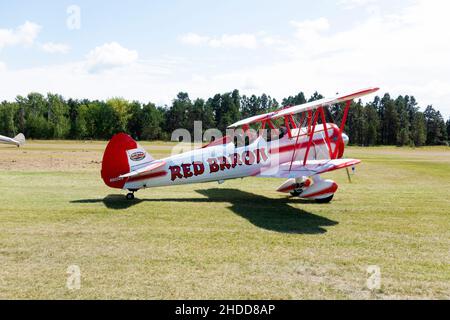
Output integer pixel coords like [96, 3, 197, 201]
[446, 118, 450, 142]
[382, 94, 399, 145]
[395, 96, 411, 146]
[411, 112, 426, 146]
[364, 104, 379, 146]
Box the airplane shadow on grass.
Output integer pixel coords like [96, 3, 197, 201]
[72, 188, 338, 234]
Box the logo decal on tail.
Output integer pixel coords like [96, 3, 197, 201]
[129, 151, 146, 161]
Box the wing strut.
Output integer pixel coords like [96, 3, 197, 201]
[319, 107, 333, 159]
[340, 100, 351, 133]
[303, 109, 320, 166]
[288, 116, 303, 171]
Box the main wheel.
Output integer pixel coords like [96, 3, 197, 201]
[315, 195, 334, 203]
[126, 192, 135, 200]
[290, 190, 301, 197]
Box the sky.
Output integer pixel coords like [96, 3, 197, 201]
[0, 0, 449, 118]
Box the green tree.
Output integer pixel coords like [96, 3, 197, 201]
[424, 105, 447, 145]
[381, 94, 399, 145]
[347, 100, 365, 145]
[411, 112, 426, 146]
[16, 93, 50, 138]
[282, 92, 306, 106]
[364, 104, 379, 146]
[84, 101, 119, 139]
[198, 98, 215, 130]
[0, 101, 18, 137]
[47, 93, 70, 139]
[308, 91, 324, 102]
[395, 96, 411, 146]
[141, 102, 164, 140]
[107, 97, 130, 133]
[165, 92, 192, 135]
[446, 118, 450, 142]
[127, 101, 144, 140]
[75, 104, 89, 139]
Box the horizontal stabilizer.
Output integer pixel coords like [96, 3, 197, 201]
[118, 161, 166, 179]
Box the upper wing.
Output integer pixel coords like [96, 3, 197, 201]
[255, 158, 361, 179]
[228, 87, 379, 128]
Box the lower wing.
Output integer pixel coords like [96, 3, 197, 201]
[255, 158, 361, 178]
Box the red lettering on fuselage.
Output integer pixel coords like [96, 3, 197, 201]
[256, 148, 268, 163]
[243, 150, 255, 165]
[193, 162, 205, 176]
[169, 165, 183, 181]
[181, 163, 193, 178]
[207, 158, 220, 173]
[219, 156, 231, 170]
[170, 148, 269, 182]
[232, 153, 242, 168]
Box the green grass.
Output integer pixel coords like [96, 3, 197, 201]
[0, 142, 449, 299]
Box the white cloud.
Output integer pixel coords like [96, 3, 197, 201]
[0, 21, 41, 49]
[338, 0, 377, 10]
[290, 18, 330, 41]
[209, 34, 258, 49]
[0, 61, 6, 71]
[179, 33, 209, 46]
[41, 42, 70, 54]
[0, 57, 183, 106]
[179, 32, 259, 49]
[261, 36, 285, 46]
[85, 42, 138, 72]
[177, 0, 450, 118]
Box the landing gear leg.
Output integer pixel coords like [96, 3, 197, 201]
[126, 192, 135, 200]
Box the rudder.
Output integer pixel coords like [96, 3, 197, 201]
[101, 133, 153, 189]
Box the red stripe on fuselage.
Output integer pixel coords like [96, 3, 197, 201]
[127, 171, 167, 183]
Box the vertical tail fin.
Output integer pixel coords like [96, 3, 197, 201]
[13, 133, 25, 146]
[101, 133, 153, 189]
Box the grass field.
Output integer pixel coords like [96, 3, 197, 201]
[0, 141, 449, 299]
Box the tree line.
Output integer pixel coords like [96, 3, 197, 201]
[0, 90, 449, 146]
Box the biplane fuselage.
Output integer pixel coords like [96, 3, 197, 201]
[121, 124, 343, 190]
[101, 87, 379, 202]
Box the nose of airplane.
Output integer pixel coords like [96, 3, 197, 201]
[342, 133, 349, 146]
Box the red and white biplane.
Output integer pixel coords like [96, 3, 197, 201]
[101, 88, 379, 202]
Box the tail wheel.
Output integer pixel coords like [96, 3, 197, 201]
[315, 195, 334, 203]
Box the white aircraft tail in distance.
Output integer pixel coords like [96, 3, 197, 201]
[101, 87, 379, 202]
[0, 133, 26, 147]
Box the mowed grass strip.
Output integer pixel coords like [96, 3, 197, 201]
[0, 142, 449, 299]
